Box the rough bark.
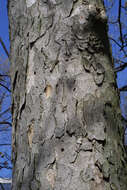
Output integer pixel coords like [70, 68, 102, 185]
[8, 0, 127, 189]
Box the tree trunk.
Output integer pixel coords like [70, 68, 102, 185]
[8, 0, 127, 189]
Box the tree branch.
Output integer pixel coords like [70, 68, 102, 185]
[114, 63, 127, 72]
[0, 37, 9, 58]
[0, 82, 11, 92]
[0, 107, 10, 118]
[0, 122, 12, 127]
[119, 85, 127, 91]
[118, 0, 124, 47]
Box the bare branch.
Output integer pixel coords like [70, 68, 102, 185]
[119, 85, 127, 91]
[114, 63, 127, 72]
[109, 36, 122, 48]
[0, 37, 9, 58]
[0, 108, 10, 118]
[118, 0, 124, 47]
[0, 122, 12, 127]
[0, 82, 11, 93]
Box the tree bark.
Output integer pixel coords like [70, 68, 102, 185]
[8, 0, 127, 189]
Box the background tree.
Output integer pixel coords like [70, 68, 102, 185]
[8, 0, 127, 189]
[104, 0, 127, 142]
[0, 34, 12, 188]
[105, 0, 127, 73]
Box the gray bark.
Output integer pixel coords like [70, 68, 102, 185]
[8, 0, 127, 189]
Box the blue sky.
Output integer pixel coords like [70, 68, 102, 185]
[0, 0, 9, 54]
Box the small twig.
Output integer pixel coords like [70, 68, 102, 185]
[0, 107, 10, 118]
[114, 63, 127, 72]
[0, 37, 9, 58]
[119, 85, 127, 91]
[0, 121, 12, 127]
[0, 82, 11, 92]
